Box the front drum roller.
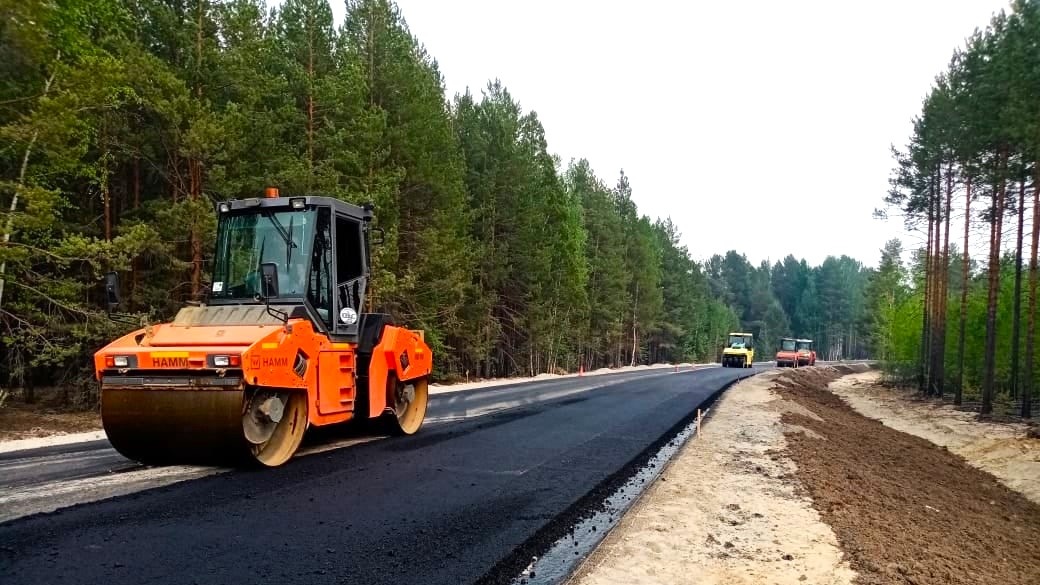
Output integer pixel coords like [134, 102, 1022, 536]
[384, 373, 429, 435]
[101, 387, 308, 467]
[243, 388, 308, 467]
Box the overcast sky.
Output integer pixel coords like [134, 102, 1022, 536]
[273, 0, 1011, 268]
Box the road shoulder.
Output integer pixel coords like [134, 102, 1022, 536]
[573, 366, 1040, 585]
[571, 369, 856, 585]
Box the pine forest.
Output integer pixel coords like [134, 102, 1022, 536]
[3, 0, 1038, 418]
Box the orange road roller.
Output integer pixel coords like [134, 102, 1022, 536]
[94, 190, 432, 467]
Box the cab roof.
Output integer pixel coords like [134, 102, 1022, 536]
[728, 332, 753, 336]
[219, 194, 372, 222]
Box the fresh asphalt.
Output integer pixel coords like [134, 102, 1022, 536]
[0, 364, 763, 585]
[0, 366, 734, 499]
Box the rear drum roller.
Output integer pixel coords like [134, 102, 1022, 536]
[243, 389, 308, 467]
[385, 374, 429, 435]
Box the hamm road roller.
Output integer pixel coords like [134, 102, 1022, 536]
[795, 338, 816, 366]
[775, 337, 799, 367]
[94, 189, 432, 467]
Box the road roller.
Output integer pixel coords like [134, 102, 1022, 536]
[93, 189, 432, 467]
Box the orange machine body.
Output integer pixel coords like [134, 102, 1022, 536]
[93, 193, 433, 466]
[774, 350, 800, 367]
[94, 313, 432, 428]
[795, 339, 816, 366]
[775, 337, 799, 368]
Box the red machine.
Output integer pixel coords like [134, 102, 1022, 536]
[775, 337, 799, 367]
[795, 338, 816, 366]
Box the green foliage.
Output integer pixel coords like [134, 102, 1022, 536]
[875, 0, 1040, 405]
[703, 250, 869, 359]
[0, 0, 875, 403]
[452, 82, 587, 376]
[870, 249, 1034, 396]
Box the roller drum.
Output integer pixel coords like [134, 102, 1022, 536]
[102, 388, 250, 465]
[101, 386, 309, 467]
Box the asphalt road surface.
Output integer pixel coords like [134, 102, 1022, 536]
[0, 364, 762, 585]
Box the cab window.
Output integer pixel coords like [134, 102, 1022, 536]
[308, 208, 333, 328]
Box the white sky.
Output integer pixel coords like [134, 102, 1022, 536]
[272, 0, 1012, 268]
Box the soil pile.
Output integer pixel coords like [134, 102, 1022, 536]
[776, 368, 1040, 585]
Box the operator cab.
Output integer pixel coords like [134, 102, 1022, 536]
[208, 189, 378, 340]
[795, 339, 813, 352]
[779, 338, 796, 351]
[728, 333, 753, 349]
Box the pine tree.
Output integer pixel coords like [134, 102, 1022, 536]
[865, 240, 908, 361]
[342, 0, 472, 372]
[566, 159, 629, 368]
[0, 0, 903, 402]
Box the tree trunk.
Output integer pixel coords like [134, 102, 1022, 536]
[936, 163, 953, 398]
[982, 155, 1007, 415]
[630, 282, 639, 367]
[1023, 168, 1038, 418]
[130, 158, 140, 307]
[0, 57, 58, 310]
[103, 165, 112, 241]
[956, 175, 972, 405]
[133, 157, 141, 208]
[187, 148, 203, 300]
[170, 152, 180, 203]
[1011, 180, 1026, 398]
[307, 7, 315, 180]
[23, 369, 34, 405]
[919, 180, 934, 393]
[102, 124, 112, 243]
[189, 0, 205, 301]
[190, 230, 202, 290]
[928, 168, 943, 396]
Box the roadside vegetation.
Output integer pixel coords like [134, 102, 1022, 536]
[0, 0, 871, 408]
[874, 0, 1040, 417]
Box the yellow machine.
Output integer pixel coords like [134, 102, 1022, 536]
[721, 332, 754, 368]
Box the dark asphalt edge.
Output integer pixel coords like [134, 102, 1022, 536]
[473, 369, 762, 585]
[429, 365, 702, 398]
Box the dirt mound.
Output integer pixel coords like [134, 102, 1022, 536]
[831, 371, 1040, 505]
[0, 402, 100, 442]
[773, 368, 1040, 585]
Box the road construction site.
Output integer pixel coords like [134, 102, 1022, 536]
[4, 361, 1039, 585]
[1, 363, 761, 584]
[571, 366, 1040, 585]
